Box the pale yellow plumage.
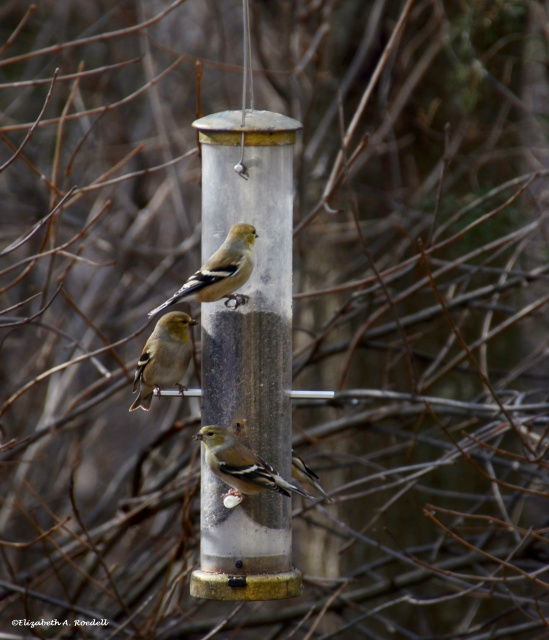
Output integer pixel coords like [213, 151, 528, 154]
[129, 311, 197, 411]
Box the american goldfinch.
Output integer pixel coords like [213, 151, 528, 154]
[292, 450, 332, 502]
[129, 312, 197, 412]
[148, 222, 258, 316]
[193, 425, 315, 502]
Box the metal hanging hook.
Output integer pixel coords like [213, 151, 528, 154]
[234, 0, 253, 180]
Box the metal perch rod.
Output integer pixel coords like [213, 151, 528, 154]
[154, 389, 336, 399]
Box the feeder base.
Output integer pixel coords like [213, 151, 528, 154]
[190, 568, 302, 601]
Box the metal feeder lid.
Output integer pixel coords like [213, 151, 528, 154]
[193, 110, 303, 133]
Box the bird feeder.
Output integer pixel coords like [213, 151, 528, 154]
[190, 110, 303, 600]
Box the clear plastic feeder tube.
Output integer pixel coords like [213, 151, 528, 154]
[190, 110, 302, 601]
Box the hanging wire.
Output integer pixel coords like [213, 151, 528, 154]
[246, 0, 254, 112]
[234, 0, 253, 179]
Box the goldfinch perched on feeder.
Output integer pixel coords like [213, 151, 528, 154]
[193, 425, 315, 504]
[148, 222, 258, 317]
[292, 450, 332, 502]
[229, 420, 331, 502]
[129, 312, 197, 412]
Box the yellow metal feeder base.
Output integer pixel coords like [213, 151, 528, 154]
[190, 568, 302, 601]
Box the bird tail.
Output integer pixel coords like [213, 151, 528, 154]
[129, 391, 153, 411]
[309, 479, 333, 503]
[276, 476, 315, 501]
[147, 298, 175, 317]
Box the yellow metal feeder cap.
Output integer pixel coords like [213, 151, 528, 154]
[193, 110, 303, 146]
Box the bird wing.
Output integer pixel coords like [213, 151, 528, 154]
[218, 458, 291, 497]
[256, 454, 315, 501]
[292, 452, 331, 501]
[147, 256, 245, 317]
[292, 450, 320, 481]
[132, 350, 151, 392]
[181, 260, 242, 294]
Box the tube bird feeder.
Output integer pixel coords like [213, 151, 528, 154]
[190, 110, 303, 601]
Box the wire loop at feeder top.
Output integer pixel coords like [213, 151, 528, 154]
[193, 110, 303, 146]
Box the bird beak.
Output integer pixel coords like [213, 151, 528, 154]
[193, 432, 203, 441]
[189, 319, 198, 326]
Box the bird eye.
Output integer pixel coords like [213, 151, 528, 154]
[206, 431, 214, 437]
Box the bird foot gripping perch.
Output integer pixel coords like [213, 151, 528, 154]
[154, 383, 188, 399]
[224, 293, 249, 309]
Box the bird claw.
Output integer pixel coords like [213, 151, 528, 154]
[222, 488, 244, 500]
[224, 294, 249, 309]
[176, 384, 187, 396]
